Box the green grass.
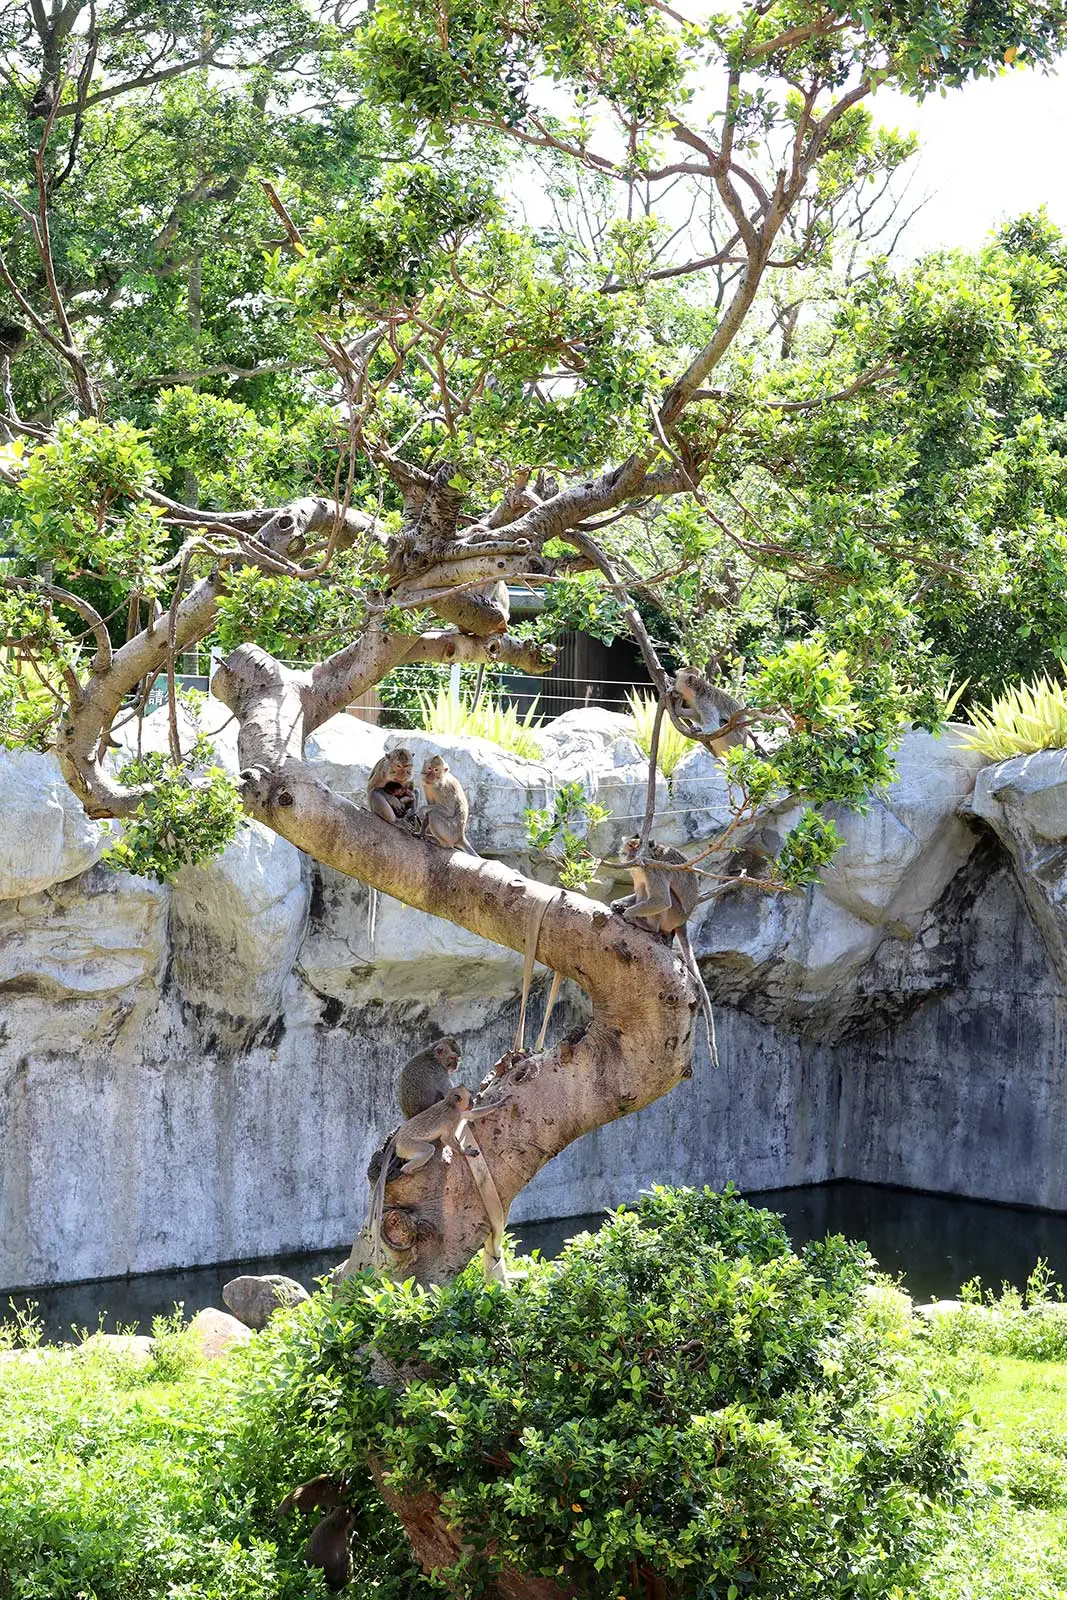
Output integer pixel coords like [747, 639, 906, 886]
[417, 684, 544, 758]
[918, 1356, 1067, 1599]
[625, 688, 692, 778]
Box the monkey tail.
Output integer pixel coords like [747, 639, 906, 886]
[367, 886, 378, 957]
[677, 927, 719, 1069]
[461, 833, 482, 858]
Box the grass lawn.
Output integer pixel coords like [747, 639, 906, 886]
[920, 1356, 1067, 1599]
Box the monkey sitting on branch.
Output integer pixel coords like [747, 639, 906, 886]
[365, 1086, 511, 1268]
[611, 835, 718, 1068]
[366, 746, 420, 830]
[666, 667, 753, 756]
[420, 754, 480, 855]
[398, 1035, 462, 1118]
[364, 746, 421, 953]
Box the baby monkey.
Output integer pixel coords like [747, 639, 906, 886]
[612, 835, 718, 1067]
[420, 754, 480, 855]
[366, 746, 419, 830]
[398, 1035, 462, 1119]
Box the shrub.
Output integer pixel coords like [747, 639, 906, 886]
[922, 1262, 1067, 1362]
[960, 673, 1067, 760]
[418, 684, 544, 758]
[0, 1335, 319, 1599]
[252, 1187, 968, 1599]
[626, 688, 691, 777]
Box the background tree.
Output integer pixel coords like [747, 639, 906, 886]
[2, 2, 1067, 1587]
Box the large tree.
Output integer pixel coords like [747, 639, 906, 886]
[2, 2, 1066, 1586]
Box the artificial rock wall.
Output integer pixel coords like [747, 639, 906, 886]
[1, 705, 1065, 1290]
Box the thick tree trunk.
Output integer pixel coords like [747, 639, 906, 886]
[371, 1461, 578, 1600]
[228, 752, 695, 1282]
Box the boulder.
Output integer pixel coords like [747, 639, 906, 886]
[695, 727, 986, 1036]
[109, 694, 241, 773]
[170, 824, 308, 1020]
[189, 1306, 254, 1359]
[223, 1272, 311, 1329]
[0, 862, 167, 1002]
[819, 728, 986, 929]
[77, 1331, 154, 1363]
[971, 748, 1067, 985]
[0, 750, 109, 898]
[913, 1299, 966, 1319]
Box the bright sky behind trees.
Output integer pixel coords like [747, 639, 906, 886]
[874, 66, 1067, 255]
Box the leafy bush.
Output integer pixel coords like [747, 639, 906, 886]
[0, 1332, 321, 1600]
[525, 780, 610, 890]
[418, 684, 544, 758]
[103, 726, 244, 882]
[253, 1187, 968, 1599]
[625, 688, 691, 777]
[960, 673, 1067, 760]
[922, 1262, 1067, 1362]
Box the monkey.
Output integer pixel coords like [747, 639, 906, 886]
[611, 835, 719, 1067]
[275, 1475, 349, 1518]
[420, 754, 480, 855]
[303, 1505, 354, 1591]
[366, 746, 419, 829]
[667, 667, 750, 756]
[398, 1036, 462, 1119]
[365, 1086, 511, 1267]
[0, 324, 28, 361]
[27, 81, 57, 122]
[365, 746, 420, 953]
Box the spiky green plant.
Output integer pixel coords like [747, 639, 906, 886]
[960, 673, 1067, 760]
[418, 686, 544, 759]
[626, 689, 692, 779]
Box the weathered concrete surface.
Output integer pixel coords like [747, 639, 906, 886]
[2, 713, 1065, 1290]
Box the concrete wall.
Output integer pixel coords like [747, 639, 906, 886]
[2, 719, 1066, 1291]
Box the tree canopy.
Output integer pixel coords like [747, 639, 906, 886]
[4, 1, 1067, 1587]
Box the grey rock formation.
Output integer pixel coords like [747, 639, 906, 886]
[971, 749, 1067, 985]
[223, 1273, 311, 1329]
[2, 710, 1066, 1291]
[0, 750, 109, 896]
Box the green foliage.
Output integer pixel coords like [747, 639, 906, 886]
[922, 1262, 1067, 1364]
[960, 673, 1067, 760]
[214, 564, 368, 659]
[254, 1188, 967, 1598]
[152, 388, 343, 510]
[525, 780, 610, 889]
[418, 684, 544, 757]
[12, 421, 166, 590]
[0, 1300, 43, 1354]
[773, 808, 845, 889]
[103, 730, 244, 882]
[520, 572, 627, 648]
[625, 688, 691, 778]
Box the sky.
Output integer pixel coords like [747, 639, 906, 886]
[871, 66, 1067, 256]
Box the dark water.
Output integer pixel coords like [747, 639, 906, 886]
[8, 1181, 1067, 1344]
